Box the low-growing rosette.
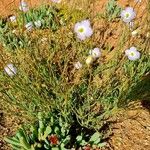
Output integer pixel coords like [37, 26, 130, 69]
[74, 20, 93, 40]
[125, 47, 141, 61]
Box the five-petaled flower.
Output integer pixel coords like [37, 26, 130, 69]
[74, 20, 93, 40]
[125, 47, 141, 61]
[121, 7, 136, 23]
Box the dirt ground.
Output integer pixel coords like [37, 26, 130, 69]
[107, 101, 150, 150]
[0, 110, 23, 150]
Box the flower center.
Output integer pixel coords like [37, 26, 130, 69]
[125, 13, 131, 18]
[78, 27, 84, 33]
[130, 52, 135, 56]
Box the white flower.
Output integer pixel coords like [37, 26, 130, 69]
[19, 1, 29, 12]
[121, 7, 136, 23]
[4, 64, 17, 77]
[86, 56, 94, 65]
[135, 0, 142, 3]
[34, 20, 42, 28]
[74, 20, 93, 40]
[51, 0, 61, 3]
[74, 61, 82, 69]
[125, 47, 141, 61]
[89, 48, 101, 59]
[25, 22, 33, 31]
[10, 16, 16, 22]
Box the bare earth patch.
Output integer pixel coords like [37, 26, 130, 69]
[0, 110, 23, 150]
[107, 102, 150, 150]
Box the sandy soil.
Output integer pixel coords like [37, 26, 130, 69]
[107, 101, 150, 150]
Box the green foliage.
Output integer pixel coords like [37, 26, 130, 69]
[76, 132, 106, 149]
[0, 5, 85, 51]
[5, 112, 106, 150]
[105, 0, 122, 21]
[5, 112, 71, 150]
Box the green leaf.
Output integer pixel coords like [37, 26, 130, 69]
[93, 138, 100, 144]
[98, 142, 107, 148]
[11, 144, 21, 150]
[54, 126, 60, 134]
[4, 137, 21, 147]
[60, 143, 65, 148]
[61, 127, 66, 136]
[50, 116, 54, 125]
[30, 125, 38, 141]
[44, 143, 50, 149]
[59, 117, 63, 127]
[89, 132, 101, 142]
[80, 140, 87, 146]
[43, 126, 52, 139]
[19, 137, 31, 150]
[51, 147, 59, 150]
[62, 135, 70, 145]
[76, 135, 82, 142]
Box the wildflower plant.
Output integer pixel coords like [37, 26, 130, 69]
[0, 5, 66, 50]
[0, 0, 150, 144]
[105, 0, 122, 21]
